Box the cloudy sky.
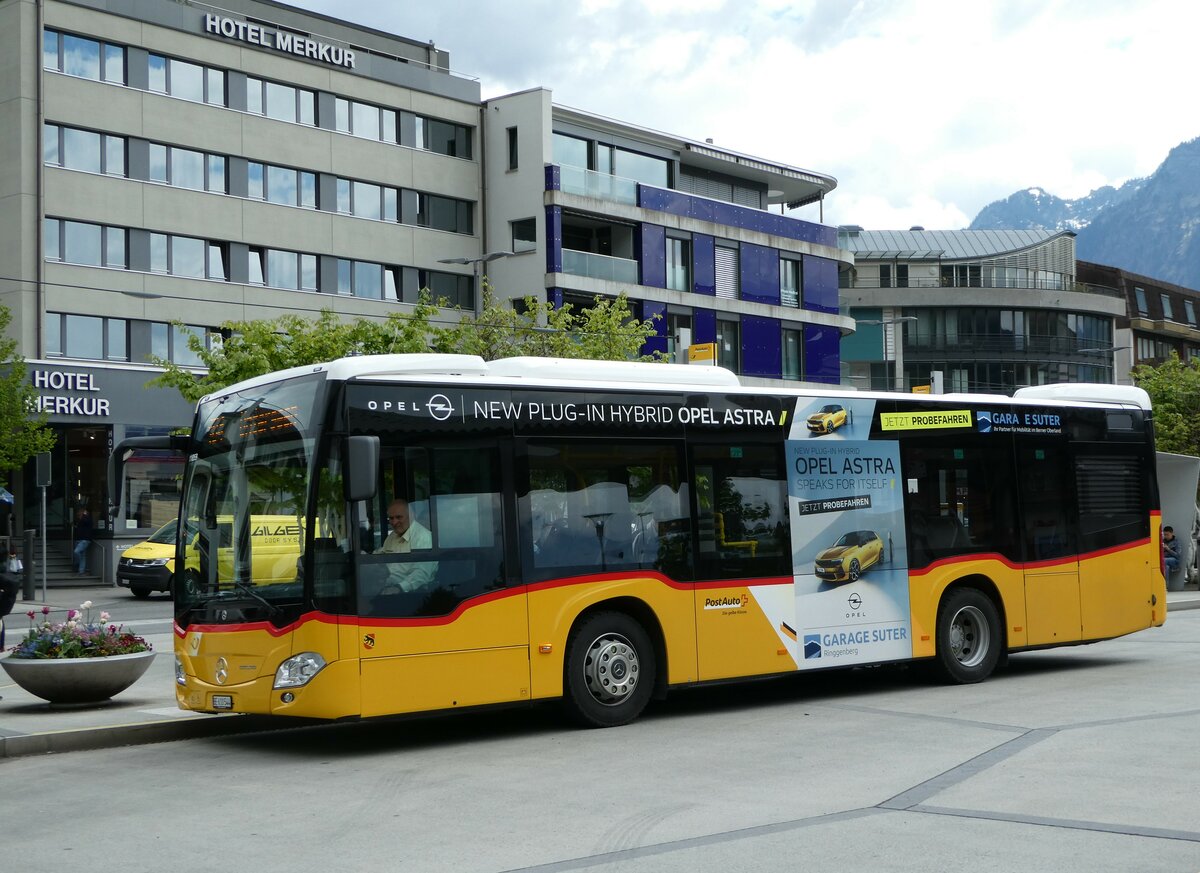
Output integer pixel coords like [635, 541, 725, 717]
[289, 0, 1197, 230]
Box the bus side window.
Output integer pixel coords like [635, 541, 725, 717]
[690, 443, 790, 580]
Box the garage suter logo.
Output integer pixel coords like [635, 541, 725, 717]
[427, 394, 454, 421]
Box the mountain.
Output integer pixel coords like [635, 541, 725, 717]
[968, 182, 1141, 233]
[968, 137, 1200, 288]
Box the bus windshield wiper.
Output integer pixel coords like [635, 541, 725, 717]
[223, 579, 279, 618]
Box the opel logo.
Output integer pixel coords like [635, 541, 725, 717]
[215, 657, 228, 685]
[847, 592, 862, 610]
[427, 394, 453, 421]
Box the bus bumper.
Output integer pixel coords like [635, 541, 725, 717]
[176, 657, 360, 719]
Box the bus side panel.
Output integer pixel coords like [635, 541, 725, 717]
[907, 558, 1029, 658]
[695, 581, 798, 680]
[1079, 540, 1163, 639]
[526, 576, 697, 701]
[358, 593, 530, 718]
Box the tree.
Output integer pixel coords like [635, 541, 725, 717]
[1131, 352, 1200, 456]
[0, 304, 57, 474]
[151, 287, 663, 402]
[435, 285, 662, 362]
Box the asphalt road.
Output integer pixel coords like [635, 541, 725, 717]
[2, 601, 1197, 873]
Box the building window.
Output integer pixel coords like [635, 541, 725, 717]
[412, 270, 471, 308]
[511, 218, 536, 253]
[149, 233, 227, 280]
[335, 177, 394, 220]
[150, 323, 213, 367]
[44, 30, 126, 84]
[336, 258, 401, 300]
[1161, 293, 1175, 321]
[46, 313, 128, 361]
[334, 97, 396, 142]
[257, 249, 317, 291]
[412, 193, 474, 234]
[780, 258, 801, 307]
[44, 124, 125, 176]
[1134, 287, 1148, 315]
[246, 77, 315, 125]
[782, 328, 803, 380]
[881, 264, 908, 288]
[148, 54, 225, 106]
[507, 126, 518, 171]
[716, 318, 739, 371]
[44, 219, 125, 268]
[1185, 300, 1197, 326]
[149, 144, 227, 193]
[941, 265, 982, 287]
[666, 236, 692, 292]
[715, 245, 739, 300]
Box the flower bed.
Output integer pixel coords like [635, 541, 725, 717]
[8, 602, 152, 659]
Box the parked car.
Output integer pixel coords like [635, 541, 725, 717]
[117, 519, 180, 598]
[807, 404, 848, 435]
[814, 530, 883, 582]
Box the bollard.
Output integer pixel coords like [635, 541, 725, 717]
[22, 528, 34, 600]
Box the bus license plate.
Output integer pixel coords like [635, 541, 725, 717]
[211, 695, 233, 710]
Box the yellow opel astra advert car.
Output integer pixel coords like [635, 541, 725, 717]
[806, 403, 848, 435]
[814, 530, 883, 582]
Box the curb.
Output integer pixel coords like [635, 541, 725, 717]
[0, 712, 284, 759]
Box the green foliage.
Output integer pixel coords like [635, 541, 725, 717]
[1131, 352, 1200, 456]
[0, 304, 57, 472]
[151, 285, 663, 402]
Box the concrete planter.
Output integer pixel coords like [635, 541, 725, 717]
[0, 650, 156, 704]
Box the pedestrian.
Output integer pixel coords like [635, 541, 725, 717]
[1163, 524, 1181, 575]
[74, 507, 94, 575]
[7, 545, 22, 575]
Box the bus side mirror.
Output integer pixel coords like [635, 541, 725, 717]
[345, 435, 379, 502]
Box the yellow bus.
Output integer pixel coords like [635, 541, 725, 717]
[110, 355, 1167, 727]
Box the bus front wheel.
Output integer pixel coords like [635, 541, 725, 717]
[564, 612, 655, 728]
[935, 588, 1001, 684]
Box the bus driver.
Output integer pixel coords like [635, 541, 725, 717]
[374, 498, 437, 593]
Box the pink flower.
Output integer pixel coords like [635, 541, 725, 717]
[26, 610, 35, 620]
[41, 606, 50, 615]
[67, 609, 77, 620]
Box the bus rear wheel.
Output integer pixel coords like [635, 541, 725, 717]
[935, 588, 1001, 684]
[564, 612, 655, 728]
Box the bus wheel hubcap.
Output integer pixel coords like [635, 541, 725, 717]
[583, 633, 640, 706]
[949, 605, 989, 667]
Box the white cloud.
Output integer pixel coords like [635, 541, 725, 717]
[290, 0, 1200, 229]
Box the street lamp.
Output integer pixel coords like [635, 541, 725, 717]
[855, 317, 917, 392]
[438, 251, 515, 316]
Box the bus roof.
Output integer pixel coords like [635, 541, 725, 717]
[203, 354, 1151, 412]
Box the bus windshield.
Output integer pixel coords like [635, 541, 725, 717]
[176, 373, 324, 621]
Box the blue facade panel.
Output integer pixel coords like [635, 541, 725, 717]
[803, 254, 838, 314]
[741, 315, 781, 378]
[740, 244, 780, 305]
[804, 323, 841, 383]
[547, 287, 564, 309]
[544, 164, 560, 191]
[640, 299, 668, 358]
[637, 185, 836, 246]
[692, 234, 715, 296]
[545, 206, 562, 274]
[693, 308, 716, 344]
[639, 224, 667, 289]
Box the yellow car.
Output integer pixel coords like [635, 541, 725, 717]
[807, 404, 848, 435]
[814, 530, 883, 582]
[117, 520, 184, 598]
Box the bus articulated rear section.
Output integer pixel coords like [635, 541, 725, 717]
[116, 355, 1162, 727]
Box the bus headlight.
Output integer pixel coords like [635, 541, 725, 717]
[274, 652, 327, 688]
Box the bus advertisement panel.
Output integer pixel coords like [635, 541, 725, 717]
[787, 397, 911, 667]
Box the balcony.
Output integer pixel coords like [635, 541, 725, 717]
[904, 333, 1124, 357]
[558, 165, 638, 205]
[841, 276, 1124, 297]
[561, 249, 639, 284]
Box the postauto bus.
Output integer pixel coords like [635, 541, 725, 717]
[108, 355, 1166, 727]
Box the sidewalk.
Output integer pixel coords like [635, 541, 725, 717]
[3, 586, 1199, 759]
